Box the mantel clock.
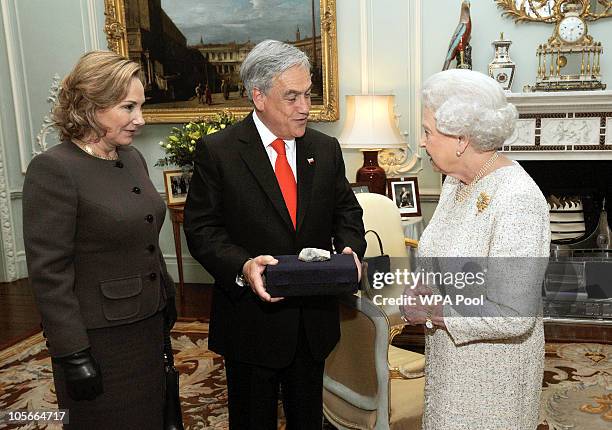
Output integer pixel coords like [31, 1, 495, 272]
[496, 0, 612, 91]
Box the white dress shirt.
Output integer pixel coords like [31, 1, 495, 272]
[253, 110, 297, 181]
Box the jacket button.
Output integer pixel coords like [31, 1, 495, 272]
[115, 161, 124, 168]
[145, 214, 154, 223]
[132, 186, 141, 194]
[147, 244, 155, 253]
[149, 272, 157, 281]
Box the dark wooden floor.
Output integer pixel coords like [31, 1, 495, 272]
[0, 279, 213, 349]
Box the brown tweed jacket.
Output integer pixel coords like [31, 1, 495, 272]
[23, 141, 174, 358]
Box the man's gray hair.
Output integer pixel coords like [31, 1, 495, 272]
[422, 69, 518, 151]
[240, 40, 310, 101]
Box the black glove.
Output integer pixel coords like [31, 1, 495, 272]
[53, 348, 103, 401]
[164, 296, 178, 330]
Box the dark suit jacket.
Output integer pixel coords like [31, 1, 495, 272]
[184, 113, 366, 368]
[23, 142, 174, 358]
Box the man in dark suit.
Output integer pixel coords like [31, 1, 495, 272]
[184, 40, 366, 429]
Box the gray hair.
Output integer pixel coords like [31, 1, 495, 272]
[421, 69, 518, 151]
[240, 40, 310, 101]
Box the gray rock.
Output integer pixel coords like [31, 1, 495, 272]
[298, 248, 331, 262]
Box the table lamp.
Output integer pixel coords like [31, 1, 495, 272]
[339, 95, 406, 194]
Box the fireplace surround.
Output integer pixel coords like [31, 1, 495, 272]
[503, 90, 612, 323]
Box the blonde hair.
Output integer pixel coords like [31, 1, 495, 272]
[52, 51, 141, 141]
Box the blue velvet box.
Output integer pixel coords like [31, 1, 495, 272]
[265, 254, 359, 297]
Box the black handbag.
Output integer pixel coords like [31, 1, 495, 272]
[163, 327, 184, 430]
[363, 230, 391, 292]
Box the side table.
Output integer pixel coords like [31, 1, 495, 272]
[168, 205, 185, 300]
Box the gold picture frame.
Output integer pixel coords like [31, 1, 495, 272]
[103, 0, 339, 123]
[163, 169, 192, 206]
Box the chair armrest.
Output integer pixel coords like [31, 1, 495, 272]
[404, 238, 419, 248]
[388, 344, 425, 379]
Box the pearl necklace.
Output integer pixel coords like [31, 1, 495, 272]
[454, 151, 499, 203]
[72, 139, 118, 161]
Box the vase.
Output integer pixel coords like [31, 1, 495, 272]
[488, 33, 516, 92]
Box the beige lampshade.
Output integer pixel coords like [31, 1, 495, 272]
[338, 95, 406, 150]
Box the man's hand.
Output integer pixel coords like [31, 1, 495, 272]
[341, 247, 362, 282]
[242, 255, 284, 302]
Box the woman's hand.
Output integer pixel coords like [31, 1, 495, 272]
[400, 283, 446, 329]
[53, 348, 103, 401]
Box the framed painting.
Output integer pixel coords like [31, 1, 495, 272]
[103, 0, 339, 123]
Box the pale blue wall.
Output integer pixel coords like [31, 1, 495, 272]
[3, 0, 612, 283]
[422, 0, 612, 95]
[0, 0, 108, 281]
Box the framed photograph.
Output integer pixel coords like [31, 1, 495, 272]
[387, 177, 422, 217]
[103, 0, 339, 123]
[163, 170, 192, 206]
[350, 182, 370, 194]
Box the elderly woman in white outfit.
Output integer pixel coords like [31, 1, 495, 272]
[402, 69, 550, 429]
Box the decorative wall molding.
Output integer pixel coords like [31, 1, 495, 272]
[35, 74, 61, 155]
[0, 90, 18, 281]
[378, 0, 423, 176]
[2, 0, 101, 174]
[359, 0, 369, 94]
[503, 90, 612, 160]
[83, 0, 100, 51]
[1, 0, 34, 174]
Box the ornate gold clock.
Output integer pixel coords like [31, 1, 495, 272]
[557, 12, 587, 43]
[496, 0, 612, 91]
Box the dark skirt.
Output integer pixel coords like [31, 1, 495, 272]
[52, 312, 165, 430]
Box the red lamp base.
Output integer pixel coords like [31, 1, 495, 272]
[356, 150, 386, 195]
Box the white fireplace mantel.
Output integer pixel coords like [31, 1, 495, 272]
[502, 90, 612, 160]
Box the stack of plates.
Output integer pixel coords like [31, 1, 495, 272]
[548, 195, 586, 242]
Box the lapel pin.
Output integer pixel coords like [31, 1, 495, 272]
[307, 158, 315, 165]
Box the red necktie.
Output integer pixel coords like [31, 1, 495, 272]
[271, 138, 297, 228]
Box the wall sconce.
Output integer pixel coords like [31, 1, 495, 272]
[339, 95, 406, 194]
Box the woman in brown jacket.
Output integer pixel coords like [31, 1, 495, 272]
[23, 51, 176, 429]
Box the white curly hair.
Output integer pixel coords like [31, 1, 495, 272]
[422, 69, 518, 151]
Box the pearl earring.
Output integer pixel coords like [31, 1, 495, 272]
[456, 138, 463, 157]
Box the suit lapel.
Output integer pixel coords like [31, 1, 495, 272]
[238, 114, 294, 230]
[296, 136, 314, 232]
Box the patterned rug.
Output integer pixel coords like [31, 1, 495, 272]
[0, 321, 610, 429]
[538, 342, 612, 430]
[0, 320, 232, 430]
